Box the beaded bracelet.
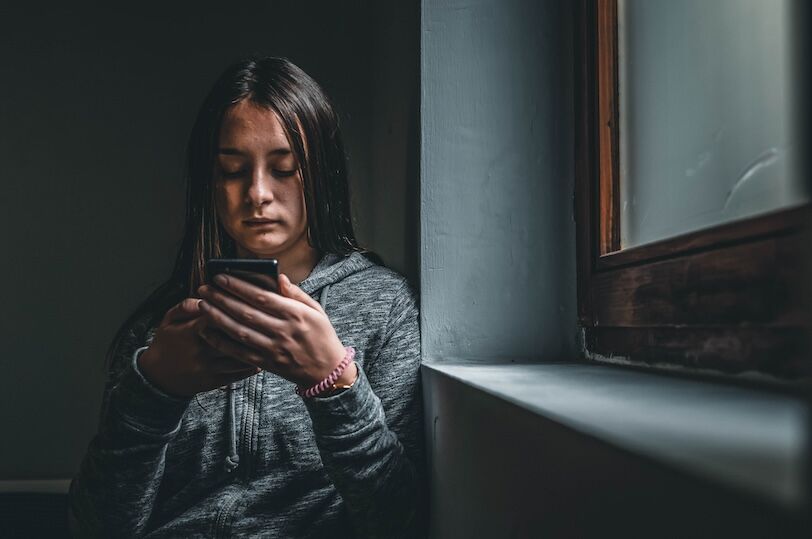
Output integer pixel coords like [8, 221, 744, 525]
[295, 346, 356, 398]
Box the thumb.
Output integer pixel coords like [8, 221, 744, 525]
[163, 298, 203, 325]
[279, 273, 323, 312]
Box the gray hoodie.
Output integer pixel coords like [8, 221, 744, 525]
[69, 252, 426, 538]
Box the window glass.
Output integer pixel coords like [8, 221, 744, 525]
[618, 0, 805, 248]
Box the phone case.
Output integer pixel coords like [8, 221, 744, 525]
[206, 259, 279, 292]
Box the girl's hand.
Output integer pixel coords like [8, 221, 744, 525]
[196, 273, 354, 389]
[137, 298, 261, 398]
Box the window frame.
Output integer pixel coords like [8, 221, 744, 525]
[574, 0, 812, 378]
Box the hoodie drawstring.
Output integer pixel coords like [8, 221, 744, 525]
[224, 284, 332, 473]
[224, 383, 240, 473]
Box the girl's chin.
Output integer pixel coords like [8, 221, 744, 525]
[236, 239, 288, 258]
[231, 228, 308, 258]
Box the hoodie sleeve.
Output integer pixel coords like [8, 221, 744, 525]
[303, 280, 427, 539]
[68, 318, 192, 538]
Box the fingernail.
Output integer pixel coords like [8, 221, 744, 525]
[214, 274, 228, 286]
[198, 300, 209, 311]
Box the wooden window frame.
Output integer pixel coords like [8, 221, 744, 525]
[574, 0, 812, 378]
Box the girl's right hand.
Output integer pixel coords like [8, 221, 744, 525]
[137, 298, 261, 398]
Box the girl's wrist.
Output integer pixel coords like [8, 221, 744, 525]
[314, 362, 359, 398]
[333, 360, 358, 386]
[136, 346, 191, 398]
[295, 347, 356, 398]
[335, 361, 358, 389]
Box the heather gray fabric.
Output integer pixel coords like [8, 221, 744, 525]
[69, 252, 426, 538]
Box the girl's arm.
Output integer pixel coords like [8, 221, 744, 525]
[69, 318, 193, 538]
[302, 281, 427, 539]
[70, 298, 258, 537]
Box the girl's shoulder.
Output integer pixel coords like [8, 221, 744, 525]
[344, 257, 415, 300]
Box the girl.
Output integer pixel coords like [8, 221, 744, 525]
[69, 57, 425, 538]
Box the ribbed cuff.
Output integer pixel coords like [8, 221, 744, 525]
[110, 346, 192, 437]
[303, 365, 384, 437]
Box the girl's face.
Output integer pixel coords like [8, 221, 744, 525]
[214, 100, 311, 261]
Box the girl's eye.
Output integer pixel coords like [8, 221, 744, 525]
[219, 168, 297, 179]
[221, 169, 247, 179]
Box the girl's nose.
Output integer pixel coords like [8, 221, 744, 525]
[246, 168, 273, 208]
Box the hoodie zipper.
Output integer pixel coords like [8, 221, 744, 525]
[239, 371, 262, 479]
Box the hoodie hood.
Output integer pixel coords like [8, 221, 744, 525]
[298, 251, 375, 299]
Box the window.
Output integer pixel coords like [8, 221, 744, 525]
[574, 0, 812, 377]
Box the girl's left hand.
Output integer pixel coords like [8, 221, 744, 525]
[196, 273, 353, 388]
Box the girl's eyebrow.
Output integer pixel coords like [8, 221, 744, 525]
[217, 147, 292, 156]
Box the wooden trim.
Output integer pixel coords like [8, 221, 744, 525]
[590, 225, 812, 328]
[596, 203, 812, 270]
[585, 326, 811, 378]
[597, 0, 620, 255]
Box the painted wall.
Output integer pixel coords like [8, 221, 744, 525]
[0, 1, 418, 481]
[420, 0, 577, 363]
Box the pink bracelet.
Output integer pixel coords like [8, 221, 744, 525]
[295, 347, 356, 398]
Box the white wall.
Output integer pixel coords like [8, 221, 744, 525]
[420, 0, 578, 363]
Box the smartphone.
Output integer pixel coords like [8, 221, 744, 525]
[206, 258, 279, 292]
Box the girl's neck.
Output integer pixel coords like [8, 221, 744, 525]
[280, 246, 321, 285]
[236, 244, 321, 285]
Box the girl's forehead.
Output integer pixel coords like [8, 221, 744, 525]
[219, 101, 290, 149]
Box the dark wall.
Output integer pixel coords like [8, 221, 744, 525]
[0, 1, 418, 480]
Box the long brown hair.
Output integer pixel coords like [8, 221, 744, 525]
[105, 57, 361, 371]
